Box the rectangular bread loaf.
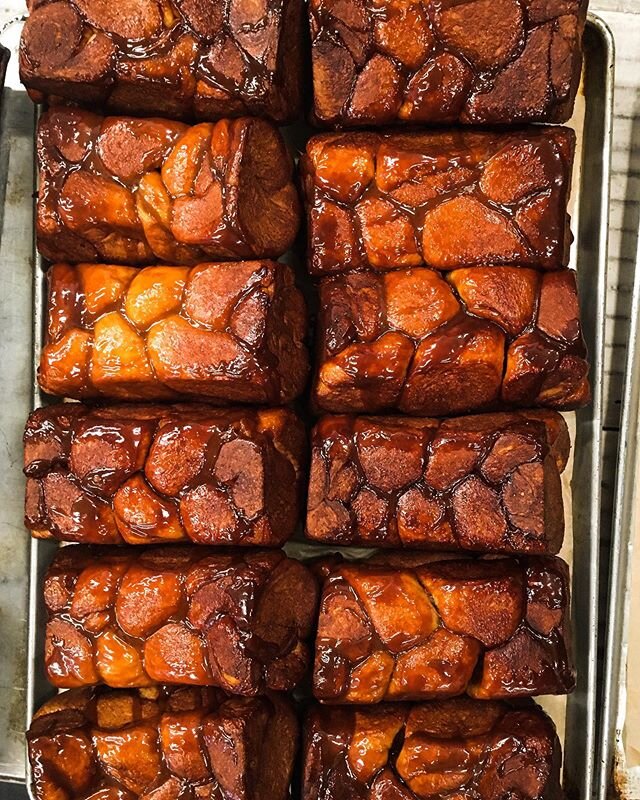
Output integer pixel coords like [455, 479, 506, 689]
[309, 0, 587, 127]
[28, 685, 298, 800]
[43, 546, 318, 695]
[302, 698, 563, 800]
[313, 267, 589, 414]
[307, 411, 569, 553]
[38, 262, 308, 403]
[21, 0, 303, 123]
[37, 110, 300, 264]
[301, 128, 574, 275]
[25, 403, 306, 546]
[313, 554, 575, 703]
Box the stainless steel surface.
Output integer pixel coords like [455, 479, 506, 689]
[597, 206, 640, 795]
[564, 14, 614, 800]
[0, 10, 613, 796]
[0, 66, 37, 791]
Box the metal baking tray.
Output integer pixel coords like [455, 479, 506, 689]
[596, 218, 640, 793]
[0, 10, 613, 796]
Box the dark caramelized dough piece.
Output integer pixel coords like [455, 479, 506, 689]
[21, 0, 302, 123]
[28, 685, 298, 800]
[313, 266, 588, 414]
[302, 698, 563, 800]
[38, 261, 308, 403]
[313, 554, 575, 703]
[24, 403, 305, 546]
[37, 110, 300, 264]
[309, 0, 587, 126]
[302, 128, 575, 276]
[307, 411, 568, 554]
[43, 546, 318, 694]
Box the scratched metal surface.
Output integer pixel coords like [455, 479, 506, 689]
[0, 3, 35, 782]
[596, 5, 640, 800]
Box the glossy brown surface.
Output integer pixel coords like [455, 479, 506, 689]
[314, 266, 589, 414]
[39, 262, 308, 403]
[21, 0, 302, 123]
[28, 685, 298, 800]
[43, 546, 318, 694]
[313, 554, 575, 703]
[302, 698, 563, 800]
[37, 109, 300, 264]
[25, 403, 306, 546]
[309, 0, 587, 128]
[307, 411, 569, 554]
[301, 128, 574, 275]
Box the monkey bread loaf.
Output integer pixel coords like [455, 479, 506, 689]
[21, 0, 303, 123]
[38, 262, 308, 403]
[313, 266, 589, 415]
[309, 0, 587, 127]
[307, 411, 569, 554]
[36, 109, 300, 264]
[302, 698, 563, 800]
[313, 554, 575, 703]
[301, 127, 574, 275]
[43, 546, 318, 695]
[27, 685, 298, 800]
[24, 404, 306, 546]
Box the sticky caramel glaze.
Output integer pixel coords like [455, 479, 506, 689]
[24, 403, 306, 546]
[301, 128, 574, 275]
[28, 685, 298, 800]
[36, 109, 300, 264]
[313, 266, 589, 415]
[307, 411, 568, 553]
[21, 0, 303, 123]
[309, 0, 587, 128]
[302, 698, 563, 800]
[313, 554, 575, 703]
[38, 262, 308, 402]
[43, 545, 318, 694]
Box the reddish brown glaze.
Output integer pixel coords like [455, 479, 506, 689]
[302, 698, 563, 800]
[37, 109, 300, 264]
[38, 262, 308, 403]
[21, 0, 303, 123]
[24, 403, 306, 546]
[43, 545, 318, 694]
[307, 411, 568, 554]
[28, 685, 298, 800]
[313, 554, 575, 703]
[313, 266, 589, 414]
[309, 0, 587, 127]
[301, 128, 574, 275]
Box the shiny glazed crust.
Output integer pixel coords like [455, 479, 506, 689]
[302, 698, 563, 800]
[307, 411, 569, 553]
[309, 0, 587, 127]
[43, 546, 319, 694]
[36, 109, 300, 264]
[21, 0, 303, 123]
[301, 128, 574, 275]
[313, 554, 575, 703]
[313, 267, 589, 414]
[24, 404, 306, 546]
[28, 685, 298, 800]
[38, 262, 308, 403]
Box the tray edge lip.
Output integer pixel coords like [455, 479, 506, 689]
[596, 7, 639, 790]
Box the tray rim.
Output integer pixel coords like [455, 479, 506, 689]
[596, 166, 640, 798]
[15, 13, 615, 798]
[560, 11, 614, 799]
